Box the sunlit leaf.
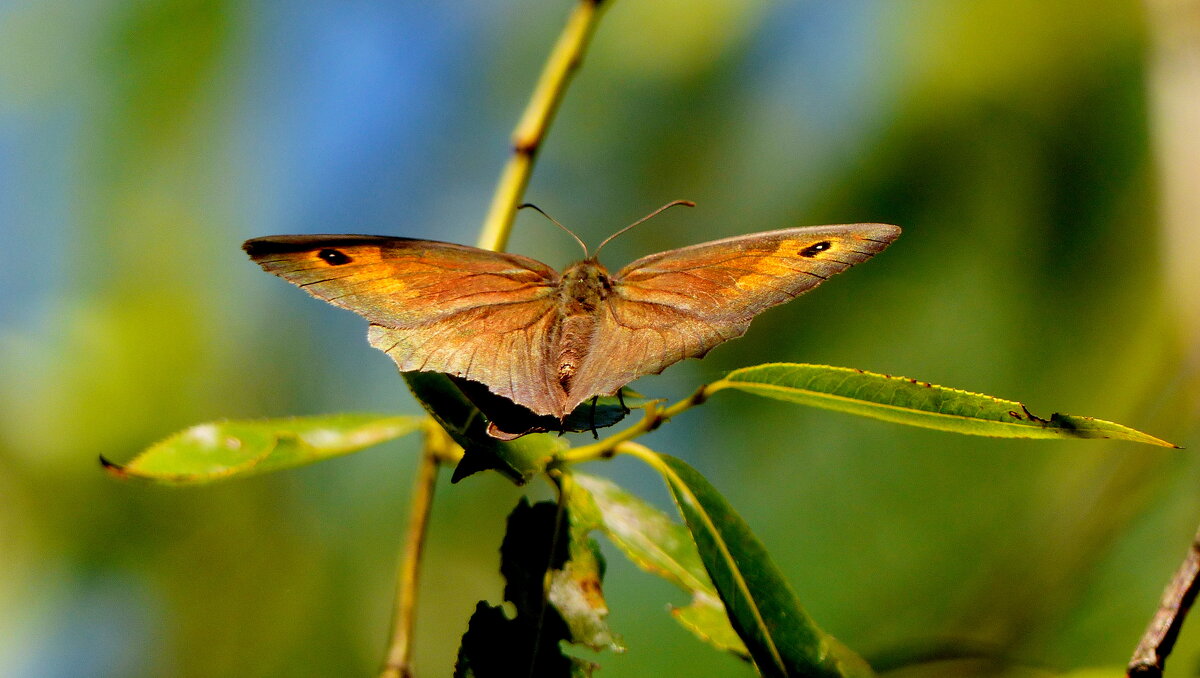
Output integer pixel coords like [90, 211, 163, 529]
[714, 363, 1176, 447]
[574, 473, 709, 590]
[648, 452, 873, 678]
[671, 592, 751, 658]
[104, 414, 421, 484]
[573, 473, 748, 657]
[555, 481, 622, 652]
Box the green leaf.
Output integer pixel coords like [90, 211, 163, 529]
[404, 372, 565, 485]
[650, 452, 872, 678]
[558, 479, 622, 652]
[715, 363, 1177, 447]
[671, 593, 752, 659]
[104, 414, 421, 484]
[574, 473, 710, 591]
[572, 473, 748, 658]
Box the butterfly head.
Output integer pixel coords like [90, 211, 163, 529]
[560, 259, 613, 311]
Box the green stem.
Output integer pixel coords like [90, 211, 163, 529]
[558, 384, 714, 465]
[385, 3, 614, 673]
[476, 0, 608, 252]
[381, 432, 443, 678]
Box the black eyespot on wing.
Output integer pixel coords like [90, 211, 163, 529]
[318, 249, 352, 265]
[799, 241, 832, 258]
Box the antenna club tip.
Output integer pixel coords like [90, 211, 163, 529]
[679, 200, 696, 207]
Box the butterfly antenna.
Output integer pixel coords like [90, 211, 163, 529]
[593, 200, 696, 257]
[518, 203, 589, 257]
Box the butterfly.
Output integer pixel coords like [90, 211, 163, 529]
[244, 206, 899, 436]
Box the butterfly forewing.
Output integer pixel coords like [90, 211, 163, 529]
[562, 224, 900, 412]
[244, 235, 559, 324]
[244, 235, 567, 415]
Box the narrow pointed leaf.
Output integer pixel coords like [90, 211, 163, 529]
[672, 592, 752, 658]
[715, 363, 1176, 447]
[574, 473, 712, 592]
[652, 453, 872, 678]
[104, 414, 421, 484]
[573, 473, 748, 657]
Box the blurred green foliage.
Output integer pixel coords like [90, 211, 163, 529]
[1, 1, 1197, 676]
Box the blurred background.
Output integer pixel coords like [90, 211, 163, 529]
[2, 0, 1199, 676]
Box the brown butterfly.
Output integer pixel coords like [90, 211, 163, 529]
[244, 205, 899, 434]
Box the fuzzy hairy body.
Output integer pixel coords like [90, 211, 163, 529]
[552, 260, 611, 394]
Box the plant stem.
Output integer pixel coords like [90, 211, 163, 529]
[385, 3, 613, 672]
[610, 439, 666, 470]
[476, 0, 608, 252]
[558, 384, 713, 465]
[381, 430, 445, 678]
[1127, 525, 1200, 677]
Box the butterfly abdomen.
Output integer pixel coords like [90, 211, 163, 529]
[550, 260, 615, 414]
[555, 315, 591, 388]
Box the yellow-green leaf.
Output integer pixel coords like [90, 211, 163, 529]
[104, 414, 421, 484]
[671, 593, 751, 659]
[714, 363, 1176, 447]
[573, 473, 747, 658]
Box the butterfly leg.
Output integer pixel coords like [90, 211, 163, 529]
[616, 388, 629, 414]
[588, 396, 599, 439]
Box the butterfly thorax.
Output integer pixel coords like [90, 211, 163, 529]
[553, 259, 613, 395]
